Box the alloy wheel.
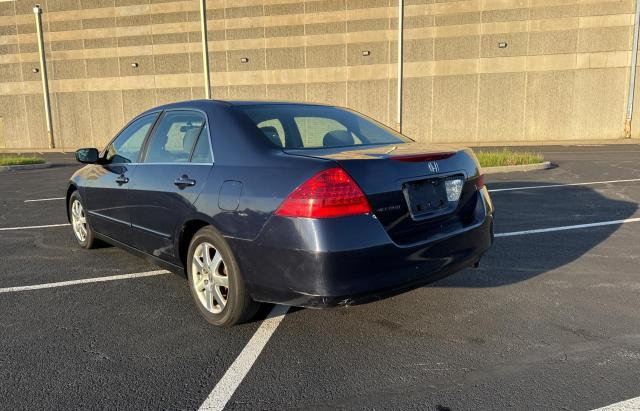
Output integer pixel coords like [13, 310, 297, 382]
[191, 242, 229, 314]
[71, 199, 87, 243]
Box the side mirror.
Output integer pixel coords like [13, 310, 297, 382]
[75, 148, 99, 164]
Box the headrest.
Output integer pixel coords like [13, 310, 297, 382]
[259, 126, 282, 147]
[323, 130, 354, 147]
[183, 127, 201, 152]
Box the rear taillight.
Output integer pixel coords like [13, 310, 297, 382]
[275, 167, 371, 218]
[476, 175, 485, 189]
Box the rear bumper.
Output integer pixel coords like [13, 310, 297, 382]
[229, 188, 494, 308]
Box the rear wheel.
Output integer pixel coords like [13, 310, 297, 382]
[187, 226, 259, 326]
[69, 191, 95, 249]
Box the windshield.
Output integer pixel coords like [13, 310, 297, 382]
[235, 104, 412, 149]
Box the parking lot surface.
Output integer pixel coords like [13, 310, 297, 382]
[1, 145, 639, 410]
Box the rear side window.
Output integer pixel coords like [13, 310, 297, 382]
[104, 113, 158, 163]
[144, 111, 205, 163]
[236, 104, 410, 149]
[190, 124, 213, 163]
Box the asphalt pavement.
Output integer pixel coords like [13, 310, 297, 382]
[0, 145, 639, 410]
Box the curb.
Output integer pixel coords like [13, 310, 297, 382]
[0, 162, 52, 172]
[482, 161, 553, 175]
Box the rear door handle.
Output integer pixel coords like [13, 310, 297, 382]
[115, 174, 129, 185]
[174, 175, 196, 188]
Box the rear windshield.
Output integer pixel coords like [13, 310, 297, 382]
[235, 104, 412, 149]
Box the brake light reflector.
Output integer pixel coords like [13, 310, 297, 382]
[390, 152, 454, 162]
[275, 168, 371, 218]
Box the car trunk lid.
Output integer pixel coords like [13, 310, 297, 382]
[284, 142, 483, 244]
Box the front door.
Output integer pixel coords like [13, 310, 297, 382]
[128, 110, 213, 264]
[83, 113, 159, 243]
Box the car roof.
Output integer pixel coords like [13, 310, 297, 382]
[141, 99, 332, 115]
[221, 100, 328, 107]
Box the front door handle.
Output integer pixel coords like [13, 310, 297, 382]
[115, 174, 129, 185]
[174, 175, 196, 188]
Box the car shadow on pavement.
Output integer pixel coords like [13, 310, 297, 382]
[434, 181, 638, 288]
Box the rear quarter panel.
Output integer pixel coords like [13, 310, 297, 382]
[192, 105, 334, 240]
[193, 153, 332, 240]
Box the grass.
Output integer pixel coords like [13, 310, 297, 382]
[0, 155, 46, 166]
[476, 149, 545, 168]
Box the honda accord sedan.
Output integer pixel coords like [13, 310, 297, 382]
[67, 100, 494, 326]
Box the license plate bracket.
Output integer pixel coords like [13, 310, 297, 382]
[403, 178, 449, 217]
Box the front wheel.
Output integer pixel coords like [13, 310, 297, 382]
[187, 226, 259, 326]
[69, 191, 95, 249]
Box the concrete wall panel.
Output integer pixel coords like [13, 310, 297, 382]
[54, 92, 92, 148]
[154, 54, 191, 75]
[156, 87, 191, 106]
[525, 70, 577, 141]
[432, 75, 478, 143]
[228, 85, 267, 99]
[88, 90, 124, 147]
[266, 47, 305, 70]
[580, 1, 634, 16]
[578, 26, 632, 53]
[307, 45, 346, 68]
[0, 64, 22, 83]
[574, 68, 627, 140]
[0, 95, 29, 149]
[52, 59, 86, 80]
[86, 58, 120, 78]
[434, 36, 480, 61]
[481, 33, 528, 58]
[529, 30, 578, 56]
[347, 80, 390, 126]
[478, 72, 526, 142]
[267, 83, 306, 101]
[190, 52, 227, 73]
[122, 89, 156, 123]
[347, 42, 389, 66]
[228, 49, 266, 72]
[306, 82, 347, 106]
[23, 94, 50, 149]
[402, 76, 432, 143]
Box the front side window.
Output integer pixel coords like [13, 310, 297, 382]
[236, 104, 410, 149]
[144, 111, 205, 163]
[104, 113, 158, 163]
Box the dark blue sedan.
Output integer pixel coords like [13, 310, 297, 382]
[67, 100, 494, 326]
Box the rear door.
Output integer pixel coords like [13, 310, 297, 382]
[83, 112, 159, 243]
[127, 109, 213, 263]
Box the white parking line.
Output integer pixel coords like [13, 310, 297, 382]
[24, 197, 65, 203]
[0, 270, 170, 293]
[495, 217, 640, 238]
[0, 223, 70, 231]
[489, 178, 640, 193]
[592, 396, 640, 410]
[198, 304, 290, 411]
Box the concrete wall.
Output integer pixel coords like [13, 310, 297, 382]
[0, 0, 637, 150]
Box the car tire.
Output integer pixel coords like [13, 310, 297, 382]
[187, 226, 260, 326]
[69, 191, 95, 249]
